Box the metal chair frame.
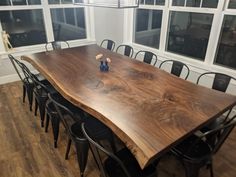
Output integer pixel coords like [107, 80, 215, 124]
[45, 41, 70, 51]
[159, 60, 190, 80]
[134, 50, 158, 66]
[172, 116, 236, 177]
[100, 39, 116, 51]
[116, 44, 134, 57]
[197, 72, 236, 93]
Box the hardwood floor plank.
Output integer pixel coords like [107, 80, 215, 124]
[0, 81, 235, 177]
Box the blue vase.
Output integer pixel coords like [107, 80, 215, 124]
[100, 61, 104, 71]
[104, 61, 109, 71]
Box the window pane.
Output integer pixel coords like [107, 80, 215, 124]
[228, 0, 236, 9]
[140, 0, 144, 4]
[215, 15, 236, 69]
[12, 0, 27, 5]
[202, 0, 218, 8]
[0, 10, 46, 47]
[134, 9, 162, 49]
[186, 0, 200, 7]
[167, 11, 213, 60]
[145, 0, 155, 5]
[48, 0, 59, 4]
[50, 8, 86, 41]
[172, 0, 185, 6]
[28, 0, 41, 4]
[0, 0, 11, 5]
[135, 9, 149, 32]
[61, 0, 72, 4]
[156, 0, 165, 5]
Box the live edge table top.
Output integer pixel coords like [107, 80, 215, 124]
[22, 44, 236, 169]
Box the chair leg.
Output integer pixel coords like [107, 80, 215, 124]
[75, 140, 89, 177]
[23, 85, 26, 103]
[51, 115, 60, 148]
[45, 113, 50, 133]
[65, 138, 72, 160]
[38, 98, 47, 127]
[209, 162, 214, 177]
[26, 86, 33, 111]
[183, 161, 200, 177]
[34, 98, 38, 116]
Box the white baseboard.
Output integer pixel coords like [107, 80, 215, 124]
[0, 73, 20, 85]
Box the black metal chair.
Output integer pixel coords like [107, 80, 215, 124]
[81, 123, 157, 177]
[48, 93, 118, 177]
[116, 44, 134, 57]
[197, 72, 236, 93]
[100, 39, 116, 51]
[8, 54, 45, 111]
[171, 116, 236, 177]
[197, 72, 236, 130]
[20, 63, 57, 127]
[159, 60, 190, 80]
[134, 51, 158, 66]
[48, 93, 88, 177]
[45, 41, 70, 51]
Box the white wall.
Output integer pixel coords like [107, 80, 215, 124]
[93, 8, 124, 47]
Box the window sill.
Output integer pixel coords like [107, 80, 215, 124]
[0, 39, 96, 60]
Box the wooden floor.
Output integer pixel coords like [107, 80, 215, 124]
[0, 81, 235, 177]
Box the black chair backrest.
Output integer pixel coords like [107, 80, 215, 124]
[45, 41, 70, 51]
[100, 39, 115, 51]
[134, 50, 158, 66]
[186, 117, 236, 156]
[116, 44, 134, 57]
[81, 123, 131, 177]
[197, 72, 236, 93]
[8, 54, 24, 82]
[48, 93, 77, 136]
[159, 60, 190, 80]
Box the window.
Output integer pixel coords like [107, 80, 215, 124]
[0, 10, 46, 47]
[0, 0, 88, 49]
[134, 9, 163, 49]
[50, 8, 86, 41]
[172, 0, 218, 8]
[228, 0, 236, 9]
[215, 15, 236, 69]
[140, 0, 165, 5]
[166, 11, 213, 60]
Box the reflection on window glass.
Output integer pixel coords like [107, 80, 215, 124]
[48, 0, 59, 4]
[134, 9, 162, 49]
[145, 0, 155, 5]
[0, 0, 11, 5]
[12, 0, 26, 5]
[172, 0, 185, 6]
[186, 0, 200, 7]
[50, 8, 86, 41]
[228, 0, 236, 9]
[0, 10, 46, 47]
[167, 11, 213, 60]
[202, 0, 218, 8]
[61, 0, 72, 4]
[135, 9, 149, 32]
[215, 15, 236, 69]
[28, 0, 41, 4]
[156, 0, 165, 5]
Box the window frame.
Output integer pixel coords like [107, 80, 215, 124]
[124, 0, 236, 78]
[0, 0, 95, 54]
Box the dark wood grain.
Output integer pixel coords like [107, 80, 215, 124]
[22, 44, 236, 169]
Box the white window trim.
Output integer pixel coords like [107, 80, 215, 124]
[0, 0, 96, 56]
[124, 0, 236, 78]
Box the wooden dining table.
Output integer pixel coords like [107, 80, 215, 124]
[22, 44, 236, 169]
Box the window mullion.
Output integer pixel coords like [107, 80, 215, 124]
[159, 7, 169, 52]
[41, 0, 55, 42]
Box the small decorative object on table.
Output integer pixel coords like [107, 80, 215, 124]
[96, 53, 111, 72]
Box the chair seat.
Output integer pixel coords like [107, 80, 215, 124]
[172, 135, 211, 160]
[70, 122, 86, 140]
[105, 148, 157, 177]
